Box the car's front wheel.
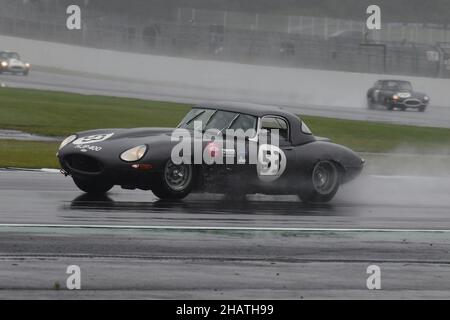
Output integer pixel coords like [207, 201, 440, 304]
[152, 160, 194, 200]
[73, 177, 113, 194]
[419, 106, 426, 112]
[298, 160, 340, 203]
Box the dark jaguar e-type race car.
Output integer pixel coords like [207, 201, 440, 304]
[57, 103, 364, 203]
[367, 80, 429, 112]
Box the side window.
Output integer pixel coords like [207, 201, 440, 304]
[261, 116, 289, 144]
[183, 109, 216, 130]
[229, 114, 257, 132]
[204, 111, 238, 131]
[300, 121, 312, 135]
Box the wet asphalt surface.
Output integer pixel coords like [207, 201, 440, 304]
[1, 70, 450, 298]
[0, 170, 450, 299]
[0, 170, 449, 230]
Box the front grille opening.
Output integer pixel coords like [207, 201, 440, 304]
[65, 154, 103, 173]
[405, 99, 421, 107]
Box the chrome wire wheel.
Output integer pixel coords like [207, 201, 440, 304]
[312, 161, 338, 195]
[163, 160, 193, 192]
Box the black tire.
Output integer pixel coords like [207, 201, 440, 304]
[387, 103, 395, 111]
[298, 160, 340, 203]
[400, 106, 406, 111]
[73, 176, 113, 194]
[23, 70, 29, 76]
[419, 106, 426, 112]
[151, 160, 194, 200]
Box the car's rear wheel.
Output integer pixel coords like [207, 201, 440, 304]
[73, 176, 113, 194]
[152, 160, 194, 200]
[298, 160, 340, 203]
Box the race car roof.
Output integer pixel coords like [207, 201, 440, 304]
[194, 102, 315, 145]
[195, 102, 295, 118]
[379, 79, 412, 83]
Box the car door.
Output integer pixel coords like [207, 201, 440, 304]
[216, 113, 259, 190]
[252, 115, 296, 192]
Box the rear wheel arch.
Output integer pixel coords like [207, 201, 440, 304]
[329, 160, 345, 181]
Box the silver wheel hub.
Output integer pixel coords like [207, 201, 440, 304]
[164, 161, 192, 191]
[312, 161, 338, 195]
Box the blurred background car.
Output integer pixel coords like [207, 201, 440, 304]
[0, 51, 31, 76]
[367, 80, 430, 112]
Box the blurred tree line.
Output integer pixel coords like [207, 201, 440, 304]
[36, 0, 450, 25]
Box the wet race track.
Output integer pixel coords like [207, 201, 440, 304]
[1, 170, 450, 299]
[1, 170, 450, 230]
[1, 70, 450, 298]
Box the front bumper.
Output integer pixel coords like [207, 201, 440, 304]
[58, 152, 159, 190]
[0, 64, 30, 73]
[392, 98, 428, 108]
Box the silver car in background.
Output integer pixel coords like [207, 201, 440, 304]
[0, 51, 31, 76]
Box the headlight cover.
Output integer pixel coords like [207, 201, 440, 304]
[1, 61, 7, 67]
[424, 96, 429, 101]
[59, 135, 77, 150]
[120, 145, 147, 162]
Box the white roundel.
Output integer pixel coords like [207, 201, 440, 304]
[73, 133, 114, 145]
[257, 144, 287, 182]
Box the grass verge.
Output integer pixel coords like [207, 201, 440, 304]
[0, 88, 190, 136]
[0, 140, 59, 168]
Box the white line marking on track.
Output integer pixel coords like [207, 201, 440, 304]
[40, 168, 61, 173]
[0, 223, 450, 233]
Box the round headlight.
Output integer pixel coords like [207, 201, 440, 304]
[120, 145, 147, 162]
[25, 63, 31, 68]
[392, 95, 399, 100]
[1, 61, 7, 67]
[424, 96, 429, 101]
[59, 135, 77, 150]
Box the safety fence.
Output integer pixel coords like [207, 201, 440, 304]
[1, 0, 450, 78]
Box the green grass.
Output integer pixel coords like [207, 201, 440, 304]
[0, 87, 450, 168]
[0, 88, 190, 136]
[0, 140, 59, 168]
[303, 116, 450, 153]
